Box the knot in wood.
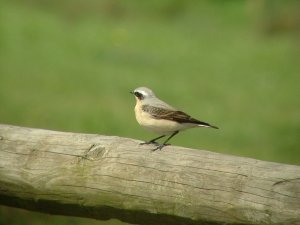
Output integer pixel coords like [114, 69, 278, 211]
[85, 143, 106, 160]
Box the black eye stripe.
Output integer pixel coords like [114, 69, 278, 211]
[134, 92, 144, 100]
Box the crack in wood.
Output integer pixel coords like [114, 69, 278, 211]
[273, 177, 300, 186]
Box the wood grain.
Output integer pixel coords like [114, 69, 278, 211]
[0, 124, 299, 225]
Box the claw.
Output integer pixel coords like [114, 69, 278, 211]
[151, 144, 170, 151]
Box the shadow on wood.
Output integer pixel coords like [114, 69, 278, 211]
[0, 124, 299, 225]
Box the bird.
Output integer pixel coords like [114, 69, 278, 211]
[130, 87, 218, 151]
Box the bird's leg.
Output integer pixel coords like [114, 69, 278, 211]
[152, 131, 179, 151]
[140, 135, 166, 146]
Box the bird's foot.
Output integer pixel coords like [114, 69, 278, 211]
[151, 144, 170, 151]
[140, 141, 159, 146]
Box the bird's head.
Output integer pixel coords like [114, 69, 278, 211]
[130, 87, 156, 101]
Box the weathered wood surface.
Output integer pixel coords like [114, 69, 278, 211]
[0, 124, 299, 225]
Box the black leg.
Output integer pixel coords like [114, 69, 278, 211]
[152, 131, 179, 151]
[140, 135, 166, 146]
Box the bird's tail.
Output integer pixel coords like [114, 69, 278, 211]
[208, 124, 219, 129]
[196, 121, 219, 129]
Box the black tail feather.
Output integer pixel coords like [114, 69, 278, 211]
[196, 121, 219, 129]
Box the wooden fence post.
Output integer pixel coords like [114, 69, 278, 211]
[0, 124, 299, 225]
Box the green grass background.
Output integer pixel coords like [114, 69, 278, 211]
[0, 0, 299, 224]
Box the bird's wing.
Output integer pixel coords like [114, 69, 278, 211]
[142, 104, 214, 127]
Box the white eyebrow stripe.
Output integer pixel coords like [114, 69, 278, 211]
[136, 90, 148, 96]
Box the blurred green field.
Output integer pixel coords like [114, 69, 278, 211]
[0, 0, 300, 224]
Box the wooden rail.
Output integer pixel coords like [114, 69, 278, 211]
[0, 124, 299, 225]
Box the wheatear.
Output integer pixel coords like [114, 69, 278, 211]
[131, 87, 218, 151]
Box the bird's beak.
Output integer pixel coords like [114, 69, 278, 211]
[130, 91, 134, 95]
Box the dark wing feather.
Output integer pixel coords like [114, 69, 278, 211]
[142, 105, 217, 128]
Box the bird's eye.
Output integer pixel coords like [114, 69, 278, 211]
[134, 92, 144, 99]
